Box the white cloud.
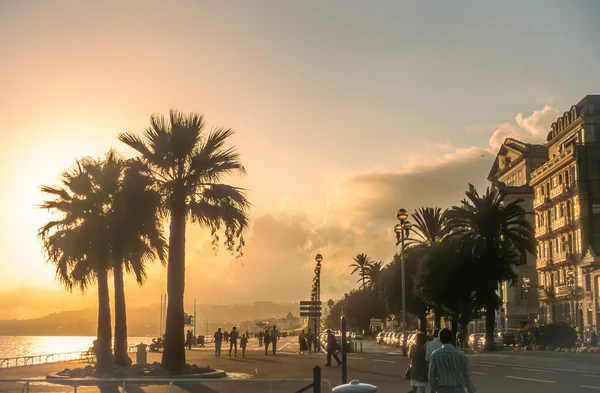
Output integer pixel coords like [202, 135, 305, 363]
[488, 105, 559, 150]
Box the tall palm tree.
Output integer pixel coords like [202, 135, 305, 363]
[364, 261, 384, 291]
[350, 253, 372, 290]
[446, 186, 535, 351]
[118, 110, 250, 372]
[39, 152, 120, 375]
[111, 160, 167, 366]
[410, 207, 448, 245]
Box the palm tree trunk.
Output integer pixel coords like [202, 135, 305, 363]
[162, 187, 187, 373]
[418, 313, 427, 333]
[434, 308, 442, 329]
[451, 317, 459, 347]
[113, 262, 130, 367]
[484, 299, 496, 351]
[96, 268, 113, 375]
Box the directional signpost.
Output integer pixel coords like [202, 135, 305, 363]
[300, 300, 322, 317]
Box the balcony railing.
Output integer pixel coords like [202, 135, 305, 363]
[536, 257, 551, 269]
[538, 286, 554, 300]
[550, 184, 568, 199]
[552, 216, 569, 231]
[553, 252, 567, 263]
[538, 288, 548, 299]
[555, 285, 571, 297]
[531, 145, 574, 183]
[534, 195, 549, 209]
[535, 225, 550, 238]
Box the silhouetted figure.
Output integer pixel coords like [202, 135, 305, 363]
[186, 330, 193, 350]
[241, 334, 248, 358]
[306, 329, 314, 354]
[258, 330, 264, 347]
[214, 328, 223, 358]
[271, 325, 279, 355]
[264, 329, 271, 355]
[299, 330, 308, 354]
[592, 331, 598, 347]
[229, 326, 239, 357]
[325, 329, 341, 367]
[224, 331, 229, 343]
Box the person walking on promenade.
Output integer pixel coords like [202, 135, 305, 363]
[186, 330, 193, 350]
[264, 329, 271, 355]
[408, 332, 428, 393]
[213, 328, 223, 358]
[240, 334, 248, 358]
[271, 325, 280, 355]
[429, 329, 476, 393]
[223, 330, 229, 344]
[324, 329, 341, 367]
[299, 330, 308, 354]
[258, 330, 264, 347]
[306, 329, 314, 354]
[426, 329, 442, 363]
[229, 326, 239, 357]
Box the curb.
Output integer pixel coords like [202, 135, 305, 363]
[46, 369, 227, 383]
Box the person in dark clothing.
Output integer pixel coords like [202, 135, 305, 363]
[186, 330, 193, 350]
[229, 326, 239, 357]
[264, 329, 271, 355]
[325, 329, 341, 367]
[213, 328, 223, 358]
[408, 332, 428, 393]
[258, 330, 264, 347]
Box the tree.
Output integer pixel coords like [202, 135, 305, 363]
[446, 186, 536, 350]
[343, 289, 387, 333]
[410, 207, 448, 245]
[119, 111, 250, 371]
[111, 160, 167, 366]
[364, 261, 384, 291]
[350, 253, 372, 290]
[39, 152, 119, 374]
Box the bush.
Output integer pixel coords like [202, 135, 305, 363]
[538, 323, 577, 348]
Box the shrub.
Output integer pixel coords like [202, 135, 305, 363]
[538, 322, 577, 348]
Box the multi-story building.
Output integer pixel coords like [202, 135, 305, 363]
[530, 95, 600, 333]
[488, 138, 548, 329]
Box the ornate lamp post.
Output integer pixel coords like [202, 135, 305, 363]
[522, 276, 531, 325]
[394, 208, 412, 356]
[313, 254, 323, 352]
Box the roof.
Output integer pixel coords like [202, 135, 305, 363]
[546, 95, 600, 142]
[487, 138, 548, 182]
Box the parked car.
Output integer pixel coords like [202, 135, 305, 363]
[352, 332, 364, 340]
[377, 332, 386, 344]
[469, 333, 502, 350]
[497, 332, 517, 346]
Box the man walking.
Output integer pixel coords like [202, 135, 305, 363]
[306, 328, 314, 354]
[324, 329, 341, 367]
[429, 329, 476, 393]
[213, 328, 223, 358]
[426, 329, 442, 363]
[229, 326, 239, 357]
[271, 325, 279, 355]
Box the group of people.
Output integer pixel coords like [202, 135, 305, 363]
[407, 328, 475, 393]
[213, 325, 280, 357]
[297, 329, 316, 354]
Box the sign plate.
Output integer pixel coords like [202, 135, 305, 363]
[300, 306, 322, 311]
[300, 312, 322, 317]
[300, 300, 322, 306]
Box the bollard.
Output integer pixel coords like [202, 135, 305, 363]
[360, 342, 363, 353]
[135, 343, 148, 364]
[332, 380, 378, 392]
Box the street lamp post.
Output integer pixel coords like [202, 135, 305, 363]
[314, 254, 323, 352]
[394, 208, 412, 356]
[522, 276, 531, 326]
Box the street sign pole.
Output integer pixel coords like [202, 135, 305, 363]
[341, 314, 347, 384]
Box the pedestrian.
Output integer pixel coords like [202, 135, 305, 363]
[408, 332, 428, 393]
[229, 326, 239, 357]
[223, 330, 229, 343]
[429, 328, 476, 393]
[299, 330, 308, 354]
[306, 328, 314, 354]
[264, 329, 271, 355]
[214, 328, 223, 358]
[426, 329, 442, 363]
[241, 334, 248, 358]
[271, 325, 279, 355]
[258, 330, 264, 347]
[324, 329, 341, 367]
[186, 330, 193, 350]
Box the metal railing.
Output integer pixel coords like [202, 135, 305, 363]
[0, 375, 331, 393]
[0, 346, 138, 369]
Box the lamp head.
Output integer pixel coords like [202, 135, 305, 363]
[404, 221, 412, 231]
[394, 223, 403, 234]
[396, 208, 409, 222]
[315, 254, 323, 263]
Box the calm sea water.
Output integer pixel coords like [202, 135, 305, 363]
[0, 336, 154, 359]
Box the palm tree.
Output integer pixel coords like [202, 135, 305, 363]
[350, 253, 372, 290]
[364, 261, 384, 291]
[111, 160, 167, 366]
[410, 207, 448, 245]
[118, 110, 250, 372]
[39, 152, 119, 375]
[446, 186, 535, 351]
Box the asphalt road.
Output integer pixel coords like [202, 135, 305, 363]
[3, 337, 600, 392]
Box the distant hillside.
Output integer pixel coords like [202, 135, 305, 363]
[0, 302, 301, 336]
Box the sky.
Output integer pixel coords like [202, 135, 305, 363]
[1, 0, 599, 319]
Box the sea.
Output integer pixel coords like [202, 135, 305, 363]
[0, 336, 155, 360]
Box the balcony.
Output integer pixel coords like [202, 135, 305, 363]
[551, 216, 570, 232]
[550, 184, 568, 200]
[536, 257, 551, 269]
[534, 195, 550, 209]
[535, 225, 550, 238]
[538, 287, 554, 300]
[555, 285, 571, 297]
[553, 252, 567, 264]
[574, 205, 580, 219]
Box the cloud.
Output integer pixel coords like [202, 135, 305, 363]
[488, 105, 559, 150]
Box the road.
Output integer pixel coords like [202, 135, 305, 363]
[2, 337, 600, 392]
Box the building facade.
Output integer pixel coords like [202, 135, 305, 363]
[530, 95, 600, 333]
[488, 138, 548, 329]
